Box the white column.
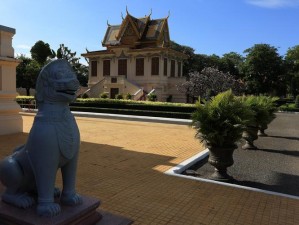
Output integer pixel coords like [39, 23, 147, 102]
[0, 25, 22, 135]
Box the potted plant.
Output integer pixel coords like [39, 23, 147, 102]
[192, 90, 254, 181]
[258, 96, 278, 136]
[240, 95, 271, 149]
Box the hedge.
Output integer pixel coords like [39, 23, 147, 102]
[75, 97, 194, 106]
[279, 103, 299, 112]
[70, 101, 196, 113]
[275, 98, 294, 107]
[15, 96, 195, 118]
[70, 106, 192, 119]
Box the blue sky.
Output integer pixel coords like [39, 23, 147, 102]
[1, 0, 299, 63]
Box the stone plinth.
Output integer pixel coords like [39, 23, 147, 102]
[0, 195, 133, 225]
[0, 25, 22, 135]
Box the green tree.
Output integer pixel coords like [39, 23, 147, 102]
[285, 45, 299, 97]
[285, 45, 299, 71]
[30, 40, 53, 65]
[242, 44, 286, 95]
[170, 40, 196, 76]
[16, 55, 41, 96]
[55, 44, 88, 86]
[192, 54, 221, 72]
[219, 52, 244, 78]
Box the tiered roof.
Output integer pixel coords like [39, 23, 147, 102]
[102, 9, 170, 48]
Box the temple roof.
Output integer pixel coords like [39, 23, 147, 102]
[102, 10, 170, 48]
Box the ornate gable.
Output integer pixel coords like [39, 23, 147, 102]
[117, 15, 139, 40]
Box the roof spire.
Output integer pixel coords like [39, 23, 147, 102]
[126, 6, 129, 15]
[121, 12, 124, 20]
[166, 10, 170, 19]
[149, 8, 152, 17]
[107, 20, 110, 26]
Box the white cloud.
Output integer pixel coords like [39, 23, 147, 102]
[15, 44, 31, 50]
[246, 0, 299, 8]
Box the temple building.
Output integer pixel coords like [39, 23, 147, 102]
[82, 9, 187, 102]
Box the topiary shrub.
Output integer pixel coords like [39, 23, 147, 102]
[147, 93, 157, 102]
[166, 95, 173, 102]
[115, 94, 123, 100]
[100, 92, 108, 99]
[82, 93, 89, 99]
[125, 93, 132, 100]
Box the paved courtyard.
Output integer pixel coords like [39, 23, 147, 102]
[1, 113, 299, 224]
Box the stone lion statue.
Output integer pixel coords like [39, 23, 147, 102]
[0, 59, 82, 217]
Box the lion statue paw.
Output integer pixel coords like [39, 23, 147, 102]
[2, 193, 35, 209]
[37, 202, 61, 217]
[61, 192, 83, 206]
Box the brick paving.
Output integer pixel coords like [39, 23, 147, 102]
[1, 113, 299, 224]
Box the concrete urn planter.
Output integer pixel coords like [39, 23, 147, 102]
[242, 125, 259, 150]
[258, 124, 268, 136]
[208, 145, 237, 181]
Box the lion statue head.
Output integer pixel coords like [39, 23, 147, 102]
[35, 59, 80, 104]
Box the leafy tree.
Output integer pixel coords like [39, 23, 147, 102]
[219, 52, 244, 79]
[30, 40, 53, 65]
[285, 45, 299, 71]
[178, 67, 244, 101]
[55, 44, 88, 86]
[170, 42, 243, 79]
[285, 45, 299, 96]
[192, 54, 221, 72]
[170, 40, 196, 76]
[242, 44, 286, 95]
[16, 55, 41, 96]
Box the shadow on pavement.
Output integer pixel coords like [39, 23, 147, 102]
[256, 148, 299, 157]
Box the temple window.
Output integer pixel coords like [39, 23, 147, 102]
[136, 58, 144, 76]
[118, 59, 127, 76]
[164, 58, 168, 76]
[170, 60, 175, 77]
[151, 57, 159, 75]
[103, 59, 110, 76]
[91, 61, 97, 77]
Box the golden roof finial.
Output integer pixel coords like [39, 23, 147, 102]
[121, 12, 124, 20]
[126, 6, 129, 15]
[166, 10, 170, 19]
[107, 20, 110, 26]
[149, 8, 152, 17]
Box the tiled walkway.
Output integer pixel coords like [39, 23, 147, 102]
[1, 114, 299, 224]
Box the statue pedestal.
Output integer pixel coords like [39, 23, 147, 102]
[0, 91, 23, 135]
[0, 195, 132, 225]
